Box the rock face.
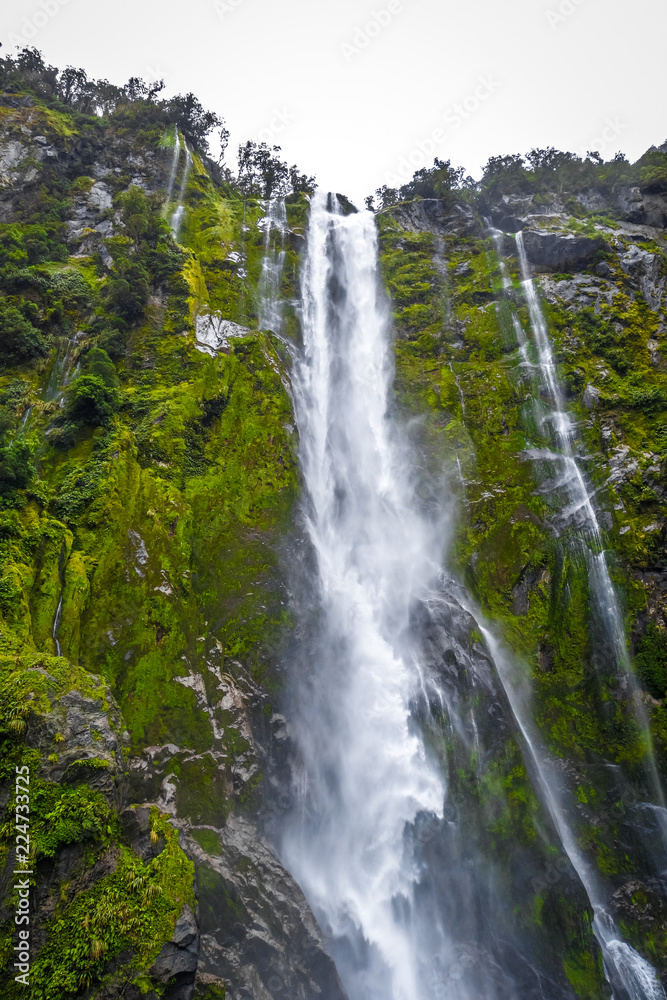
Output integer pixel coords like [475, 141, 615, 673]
[385, 198, 482, 237]
[2, 57, 667, 1000]
[519, 230, 605, 271]
[183, 816, 347, 1000]
[195, 313, 253, 355]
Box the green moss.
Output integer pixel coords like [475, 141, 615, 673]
[191, 827, 222, 855]
[2, 811, 194, 1000]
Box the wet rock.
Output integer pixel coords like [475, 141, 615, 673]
[195, 314, 253, 356]
[520, 230, 605, 271]
[184, 815, 348, 1000]
[620, 244, 664, 310]
[582, 384, 601, 410]
[385, 198, 481, 237]
[498, 215, 526, 233]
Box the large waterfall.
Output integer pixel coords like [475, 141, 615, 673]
[282, 192, 447, 1000]
[275, 195, 666, 1000]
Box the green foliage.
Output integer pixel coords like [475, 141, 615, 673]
[102, 260, 149, 322]
[635, 625, 667, 700]
[0, 300, 48, 364]
[0, 439, 35, 500]
[5, 814, 194, 999]
[237, 141, 315, 199]
[639, 149, 667, 192]
[85, 347, 119, 388]
[65, 374, 120, 426]
[33, 785, 115, 859]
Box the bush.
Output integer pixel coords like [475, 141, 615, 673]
[85, 347, 119, 388]
[96, 327, 127, 362]
[66, 374, 119, 426]
[103, 261, 149, 322]
[0, 440, 35, 497]
[635, 624, 667, 700]
[0, 300, 48, 364]
[49, 268, 92, 309]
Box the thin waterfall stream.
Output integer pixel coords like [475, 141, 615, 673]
[258, 196, 289, 333]
[514, 231, 666, 815]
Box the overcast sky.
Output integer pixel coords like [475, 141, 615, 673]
[1, 0, 665, 205]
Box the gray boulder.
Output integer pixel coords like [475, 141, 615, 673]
[520, 230, 605, 271]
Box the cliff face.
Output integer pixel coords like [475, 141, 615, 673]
[375, 180, 667, 994]
[0, 85, 342, 1000]
[0, 63, 666, 1000]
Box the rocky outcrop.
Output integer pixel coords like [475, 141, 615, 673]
[183, 816, 348, 1000]
[518, 230, 605, 271]
[385, 198, 482, 238]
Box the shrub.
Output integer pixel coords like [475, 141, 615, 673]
[635, 625, 667, 700]
[85, 347, 119, 388]
[0, 300, 48, 364]
[102, 261, 149, 322]
[66, 374, 119, 426]
[0, 440, 35, 497]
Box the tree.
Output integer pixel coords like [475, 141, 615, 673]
[0, 440, 35, 497]
[167, 93, 223, 152]
[66, 374, 119, 426]
[85, 348, 119, 389]
[58, 66, 95, 111]
[0, 302, 48, 365]
[103, 261, 150, 323]
[237, 142, 290, 199]
[525, 147, 577, 172]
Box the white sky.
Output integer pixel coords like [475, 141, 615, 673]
[2, 0, 666, 206]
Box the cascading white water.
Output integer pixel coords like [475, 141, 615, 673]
[283, 191, 447, 1000]
[170, 143, 192, 238]
[165, 126, 182, 206]
[52, 594, 63, 658]
[478, 625, 666, 1000]
[258, 196, 288, 333]
[515, 233, 665, 802]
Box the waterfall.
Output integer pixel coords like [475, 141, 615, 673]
[276, 197, 666, 1000]
[170, 142, 192, 238]
[282, 191, 447, 1000]
[478, 625, 667, 1000]
[52, 595, 63, 658]
[515, 232, 665, 805]
[165, 126, 181, 206]
[258, 196, 288, 333]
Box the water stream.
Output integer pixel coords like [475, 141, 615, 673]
[170, 142, 192, 238]
[272, 197, 666, 1000]
[282, 191, 448, 1000]
[514, 231, 665, 812]
[165, 126, 182, 206]
[258, 196, 288, 333]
